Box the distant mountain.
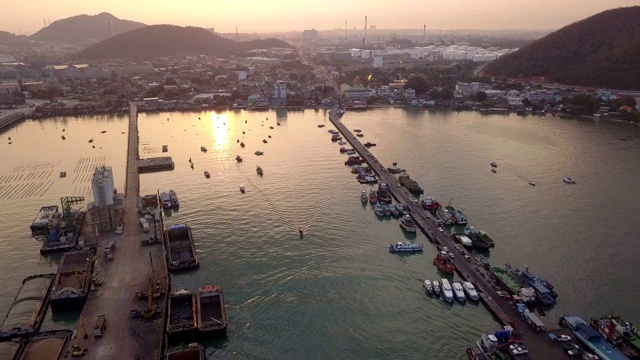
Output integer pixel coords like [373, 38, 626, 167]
[484, 6, 640, 90]
[0, 31, 26, 46]
[77, 25, 291, 59]
[30, 12, 146, 45]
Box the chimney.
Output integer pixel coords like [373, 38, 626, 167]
[364, 16, 368, 47]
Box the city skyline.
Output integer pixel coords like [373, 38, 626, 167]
[2, 0, 638, 35]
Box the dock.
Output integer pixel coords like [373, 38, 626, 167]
[138, 157, 175, 173]
[68, 104, 169, 359]
[0, 111, 26, 132]
[328, 108, 571, 359]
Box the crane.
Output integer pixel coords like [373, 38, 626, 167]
[71, 316, 88, 357]
[143, 277, 157, 319]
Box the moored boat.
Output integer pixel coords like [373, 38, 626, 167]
[464, 226, 492, 250]
[204, 171, 210, 178]
[446, 205, 468, 226]
[433, 251, 455, 274]
[490, 266, 521, 296]
[169, 190, 179, 209]
[360, 190, 368, 203]
[240, 186, 245, 193]
[376, 182, 392, 203]
[423, 280, 433, 294]
[452, 281, 466, 303]
[161, 192, 171, 210]
[49, 249, 95, 310]
[399, 214, 417, 232]
[256, 166, 264, 176]
[165, 343, 205, 360]
[236, 155, 243, 162]
[0, 274, 55, 340]
[563, 177, 576, 184]
[441, 279, 454, 303]
[436, 206, 455, 226]
[197, 285, 228, 337]
[368, 189, 378, 204]
[373, 203, 385, 218]
[463, 281, 480, 301]
[432, 280, 441, 297]
[167, 289, 197, 341]
[388, 241, 423, 253]
[255, 150, 264, 155]
[164, 224, 199, 272]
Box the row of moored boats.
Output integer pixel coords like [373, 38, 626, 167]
[423, 279, 480, 303]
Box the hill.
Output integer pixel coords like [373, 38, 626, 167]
[0, 31, 26, 46]
[77, 25, 291, 59]
[484, 6, 640, 90]
[30, 12, 146, 45]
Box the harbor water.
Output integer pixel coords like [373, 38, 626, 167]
[0, 107, 638, 359]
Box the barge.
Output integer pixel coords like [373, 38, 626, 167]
[0, 274, 55, 340]
[167, 289, 198, 341]
[398, 174, 424, 194]
[30, 206, 60, 238]
[489, 266, 521, 296]
[49, 249, 95, 310]
[164, 224, 199, 272]
[0, 341, 22, 359]
[561, 316, 629, 360]
[18, 330, 73, 360]
[197, 285, 228, 337]
[165, 343, 205, 360]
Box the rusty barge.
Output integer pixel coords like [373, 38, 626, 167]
[0, 274, 55, 340]
[49, 249, 95, 310]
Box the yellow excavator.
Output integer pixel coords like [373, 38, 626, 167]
[142, 277, 157, 319]
[71, 316, 88, 357]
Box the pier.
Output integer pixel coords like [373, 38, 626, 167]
[329, 108, 571, 359]
[69, 104, 169, 359]
[0, 111, 26, 132]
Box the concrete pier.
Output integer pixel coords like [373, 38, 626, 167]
[68, 104, 169, 359]
[329, 108, 571, 359]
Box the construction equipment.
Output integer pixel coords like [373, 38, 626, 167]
[71, 317, 88, 357]
[142, 277, 157, 319]
[73, 268, 85, 288]
[61, 196, 85, 235]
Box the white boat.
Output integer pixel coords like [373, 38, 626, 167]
[388, 241, 423, 253]
[563, 177, 576, 184]
[360, 190, 368, 203]
[463, 281, 480, 301]
[423, 280, 433, 294]
[432, 280, 441, 297]
[204, 171, 210, 178]
[452, 281, 466, 302]
[345, 149, 356, 155]
[441, 279, 454, 303]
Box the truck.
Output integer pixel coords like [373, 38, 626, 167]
[139, 218, 149, 233]
[93, 314, 106, 338]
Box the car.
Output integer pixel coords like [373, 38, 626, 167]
[437, 227, 444, 232]
[448, 252, 455, 260]
[115, 224, 123, 234]
[558, 335, 572, 342]
[381, 167, 387, 172]
[465, 255, 472, 262]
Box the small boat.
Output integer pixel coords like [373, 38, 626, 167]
[529, 181, 536, 186]
[239, 186, 245, 193]
[368, 189, 378, 204]
[360, 190, 368, 203]
[268, 135, 272, 138]
[364, 142, 376, 147]
[162, 145, 168, 152]
[269, 126, 274, 129]
[432, 281, 441, 297]
[169, 190, 179, 208]
[236, 155, 243, 162]
[161, 192, 172, 210]
[434, 252, 455, 274]
[240, 142, 245, 147]
[452, 282, 466, 303]
[331, 134, 342, 141]
[328, 129, 339, 134]
[197, 285, 227, 336]
[88, 139, 93, 143]
[256, 166, 264, 176]
[200, 146, 207, 152]
[390, 207, 400, 218]
[356, 133, 364, 137]
[490, 162, 498, 167]
[462, 281, 480, 301]
[100, 130, 107, 133]
[399, 214, 417, 232]
[263, 139, 268, 143]
[395, 203, 404, 213]
[299, 229, 304, 238]
[423, 280, 433, 294]
[277, 122, 280, 126]
[61, 135, 65, 140]
[372, 203, 385, 218]
[491, 168, 497, 173]
[318, 124, 325, 128]
[381, 204, 392, 217]
[59, 171, 66, 178]
[345, 149, 356, 155]
[204, 171, 210, 178]
[441, 279, 454, 303]
[255, 151, 264, 155]
[563, 177, 576, 184]
[388, 241, 423, 253]
[338, 141, 347, 145]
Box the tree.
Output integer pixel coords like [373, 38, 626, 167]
[471, 91, 487, 102]
[405, 76, 429, 95]
[614, 96, 637, 109]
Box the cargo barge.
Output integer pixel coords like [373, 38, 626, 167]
[561, 316, 629, 360]
[164, 343, 205, 360]
[17, 330, 73, 360]
[197, 285, 228, 337]
[0, 341, 22, 359]
[164, 224, 199, 272]
[49, 249, 95, 310]
[0, 274, 55, 340]
[167, 289, 198, 342]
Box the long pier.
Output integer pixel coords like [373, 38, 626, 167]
[70, 104, 169, 359]
[329, 109, 571, 359]
[0, 111, 26, 132]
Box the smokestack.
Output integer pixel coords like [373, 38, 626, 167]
[364, 16, 367, 47]
[423, 24, 426, 40]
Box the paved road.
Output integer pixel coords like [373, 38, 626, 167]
[329, 109, 570, 359]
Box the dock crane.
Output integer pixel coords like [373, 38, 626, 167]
[71, 316, 88, 357]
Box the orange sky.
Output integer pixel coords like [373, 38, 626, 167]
[2, 0, 639, 35]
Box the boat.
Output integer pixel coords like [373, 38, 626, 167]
[360, 190, 368, 203]
[387, 166, 405, 174]
[255, 151, 264, 155]
[167, 289, 197, 340]
[388, 241, 423, 253]
[60, 171, 66, 178]
[345, 156, 364, 166]
[490, 266, 521, 296]
[441, 279, 454, 303]
[436, 206, 455, 226]
[452, 282, 466, 302]
[331, 134, 342, 141]
[563, 177, 576, 184]
[49, 249, 95, 310]
[164, 224, 199, 272]
[381, 204, 392, 217]
[358, 176, 378, 184]
[317, 124, 325, 128]
[30, 205, 60, 238]
[61, 135, 65, 140]
[161, 192, 172, 210]
[19, 330, 73, 360]
[399, 214, 417, 232]
[395, 203, 405, 213]
[432, 281, 441, 297]
[165, 343, 205, 360]
[240, 186, 245, 193]
[339, 147, 347, 153]
[368, 189, 378, 204]
[462, 282, 480, 301]
[607, 315, 640, 353]
[475, 254, 491, 269]
[491, 168, 497, 173]
[421, 197, 440, 213]
[423, 280, 433, 294]
[262, 139, 268, 143]
[376, 183, 393, 203]
[390, 206, 400, 218]
[446, 205, 468, 226]
[518, 265, 557, 305]
[256, 166, 264, 176]
[200, 146, 207, 152]
[88, 139, 93, 143]
[561, 316, 629, 360]
[373, 204, 385, 218]
[354, 129, 362, 132]
[240, 142, 245, 147]
[197, 285, 228, 336]
[356, 133, 364, 137]
[345, 149, 356, 155]
[0, 274, 55, 340]
[162, 145, 168, 152]
[328, 129, 339, 134]
[169, 190, 179, 209]
[467, 347, 489, 360]
[490, 162, 498, 167]
[338, 141, 347, 145]
[464, 226, 493, 250]
[364, 142, 376, 147]
[528, 181, 536, 186]
[519, 287, 537, 305]
[236, 155, 243, 162]
[204, 171, 210, 178]
[398, 174, 424, 194]
[433, 251, 455, 274]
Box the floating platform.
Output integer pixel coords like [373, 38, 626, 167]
[0, 274, 55, 340]
[49, 249, 95, 310]
[18, 330, 73, 360]
[138, 157, 175, 173]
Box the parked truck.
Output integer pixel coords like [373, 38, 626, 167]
[139, 218, 149, 233]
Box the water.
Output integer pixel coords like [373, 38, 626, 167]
[0, 108, 638, 359]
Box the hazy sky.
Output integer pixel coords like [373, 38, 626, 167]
[3, 0, 639, 35]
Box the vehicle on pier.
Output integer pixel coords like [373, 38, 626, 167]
[164, 224, 199, 272]
[167, 289, 197, 341]
[0, 274, 55, 340]
[421, 197, 440, 213]
[388, 241, 423, 253]
[197, 285, 228, 337]
[49, 249, 95, 310]
[434, 252, 455, 274]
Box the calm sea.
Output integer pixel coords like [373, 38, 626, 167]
[0, 107, 638, 359]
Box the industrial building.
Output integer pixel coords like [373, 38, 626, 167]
[87, 165, 121, 234]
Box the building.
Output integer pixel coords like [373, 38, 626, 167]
[377, 85, 391, 96]
[507, 97, 524, 106]
[455, 82, 492, 96]
[50, 64, 110, 80]
[89, 165, 117, 234]
[373, 56, 384, 68]
[274, 80, 287, 99]
[405, 88, 416, 99]
[302, 29, 318, 41]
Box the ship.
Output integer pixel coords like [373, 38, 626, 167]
[388, 241, 423, 253]
[464, 226, 492, 250]
[167, 289, 198, 341]
[169, 190, 179, 209]
[0, 274, 55, 340]
[608, 315, 640, 352]
[561, 316, 629, 360]
[399, 214, 417, 232]
[30, 206, 59, 238]
[421, 197, 440, 213]
[446, 205, 468, 226]
[591, 317, 640, 359]
[164, 224, 199, 272]
[489, 266, 521, 296]
[49, 249, 95, 310]
[345, 156, 364, 166]
[197, 285, 228, 337]
[436, 206, 455, 226]
[477, 230, 495, 248]
[368, 189, 378, 204]
[18, 330, 73, 360]
[509, 264, 557, 306]
[256, 166, 264, 176]
[376, 182, 392, 203]
[165, 343, 205, 360]
[398, 174, 424, 194]
[433, 252, 455, 274]
[30, 202, 86, 253]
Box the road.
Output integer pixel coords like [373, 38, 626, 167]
[329, 109, 571, 359]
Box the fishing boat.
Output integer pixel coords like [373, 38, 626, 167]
[395, 203, 405, 213]
[446, 205, 468, 226]
[390, 206, 400, 218]
[608, 315, 640, 352]
[399, 214, 417, 232]
[490, 162, 498, 167]
[204, 171, 210, 178]
[197, 285, 228, 337]
[421, 197, 440, 213]
[239, 186, 245, 193]
[59, 171, 66, 178]
[388, 241, 423, 253]
[452, 282, 466, 303]
[368, 189, 378, 204]
[463, 281, 480, 301]
[433, 252, 455, 274]
[200, 146, 207, 152]
[161, 192, 172, 210]
[169, 190, 179, 209]
[376, 182, 392, 203]
[236, 155, 243, 162]
[423, 280, 433, 294]
[262, 139, 268, 143]
[256, 166, 264, 176]
[381, 204, 392, 217]
[373, 203, 385, 218]
[432, 281, 441, 297]
[441, 279, 454, 303]
[331, 134, 342, 141]
[255, 151, 264, 155]
[167, 289, 197, 341]
[464, 226, 493, 250]
[563, 177, 576, 184]
[164, 224, 199, 272]
[360, 190, 368, 203]
[317, 124, 325, 128]
[240, 142, 245, 147]
[364, 142, 376, 147]
[436, 206, 455, 226]
[490, 266, 521, 296]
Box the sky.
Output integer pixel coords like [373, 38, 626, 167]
[2, 0, 639, 35]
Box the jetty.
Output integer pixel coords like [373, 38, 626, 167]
[329, 107, 571, 359]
